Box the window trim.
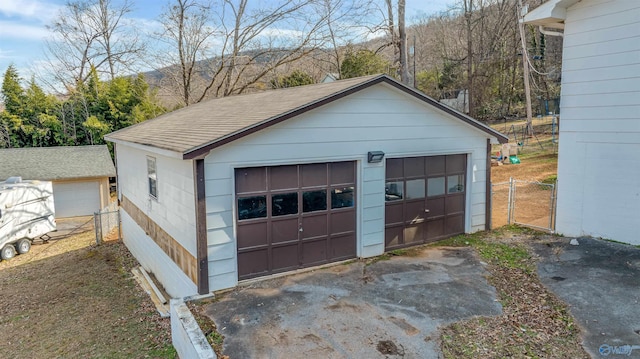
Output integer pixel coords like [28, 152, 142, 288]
[147, 156, 158, 200]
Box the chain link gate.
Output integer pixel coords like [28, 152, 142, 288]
[94, 202, 121, 244]
[491, 177, 556, 233]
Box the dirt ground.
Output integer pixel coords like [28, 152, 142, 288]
[490, 118, 559, 229]
[0, 227, 175, 358]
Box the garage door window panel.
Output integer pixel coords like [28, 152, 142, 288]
[427, 177, 445, 197]
[385, 181, 404, 201]
[272, 192, 298, 216]
[448, 174, 465, 194]
[406, 179, 425, 199]
[303, 190, 327, 212]
[237, 196, 267, 220]
[331, 186, 354, 209]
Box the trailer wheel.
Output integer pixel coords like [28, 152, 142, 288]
[16, 239, 31, 254]
[1, 244, 16, 260]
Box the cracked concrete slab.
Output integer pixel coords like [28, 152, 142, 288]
[204, 247, 502, 358]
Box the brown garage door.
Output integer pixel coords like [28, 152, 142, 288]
[235, 162, 356, 280]
[385, 154, 466, 250]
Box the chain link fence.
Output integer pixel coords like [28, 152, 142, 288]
[491, 178, 556, 233]
[94, 201, 120, 244]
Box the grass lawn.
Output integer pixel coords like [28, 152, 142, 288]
[0, 231, 175, 358]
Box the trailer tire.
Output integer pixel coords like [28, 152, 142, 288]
[16, 239, 31, 254]
[1, 244, 16, 260]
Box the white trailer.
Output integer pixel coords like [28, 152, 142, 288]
[0, 177, 56, 260]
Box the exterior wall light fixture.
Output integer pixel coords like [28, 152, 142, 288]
[367, 151, 385, 163]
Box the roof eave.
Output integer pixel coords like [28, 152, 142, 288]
[523, 0, 581, 28]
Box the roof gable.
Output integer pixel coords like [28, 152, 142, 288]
[105, 74, 507, 159]
[0, 145, 116, 181]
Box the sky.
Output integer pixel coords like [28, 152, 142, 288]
[0, 0, 456, 82]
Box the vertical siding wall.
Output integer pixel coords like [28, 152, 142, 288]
[117, 144, 198, 297]
[557, 0, 640, 244]
[204, 84, 492, 291]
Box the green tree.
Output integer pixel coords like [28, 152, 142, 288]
[271, 70, 315, 89]
[1, 65, 27, 117]
[340, 49, 391, 79]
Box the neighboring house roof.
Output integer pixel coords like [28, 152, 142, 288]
[523, 0, 581, 28]
[105, 74, 508, 160]
[0, 145, 116, 181]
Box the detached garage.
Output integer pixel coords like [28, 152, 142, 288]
[0, 145, 116, 218]
[105, 74, 507, 298]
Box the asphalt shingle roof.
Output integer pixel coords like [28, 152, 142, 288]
[0, 145, 116, 181]
[105, 74, 507, 159]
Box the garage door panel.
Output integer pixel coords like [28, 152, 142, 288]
[385, 227, 403, 248]
[238, 250, 269, 278]
[330, 210, 356, 233]
[236, 167, 266, 193]
[385, 202, 403, 225]
[237, 222, 268, 249]
[330, 234, 356, 259]
[404, 225, 423, 244]
[302, 240, 327, 265]
[404, 201, 425, 224]
[301, 163, 327, 187]
[426, 219, 445, 240]
[426, 156, 446, 175]
[446, 154, 466, 173]
[270, 165, 298, 190]
[301, 215, 327, 239]
[271, 218, 299, 243]
[426, 197, 445, 218]
[386, 158, 403, 179]
[446, 215, 465, 234]
[272, 245, 299, 271]
[330, 161, 355, 184]
[447, 195, 465, 214]
[404, 157, 425, 178]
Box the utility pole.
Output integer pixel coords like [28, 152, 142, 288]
[518, 0, 533, 137]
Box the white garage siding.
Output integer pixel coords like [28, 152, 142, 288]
[203, 83, 493, 291]
[116, 144, 199, 297]
[52, 180, 102, 218]
[555, 0, 640, 244]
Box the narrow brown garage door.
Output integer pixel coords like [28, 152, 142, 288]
[235, 162, 356, 280]
[385, 154, 466, 250]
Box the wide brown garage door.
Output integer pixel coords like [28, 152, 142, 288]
[235, 162, 356, 280]
[385, 154, 466, 250]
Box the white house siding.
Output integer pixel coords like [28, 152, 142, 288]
[555, 0, 640, 244]
[116, 144, 198, 297]
[203, 83, 493, 291]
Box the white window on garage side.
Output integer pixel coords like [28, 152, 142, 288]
[147, 156, 158, 199]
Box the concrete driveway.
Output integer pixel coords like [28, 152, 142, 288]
[533, 237, 640, 358]
[204, 247, 502, 358]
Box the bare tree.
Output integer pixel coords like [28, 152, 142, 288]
[44, 0, 144, 92]
[154, 0, 332, 106]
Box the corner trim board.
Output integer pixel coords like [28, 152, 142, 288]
[193, 159, 209, 294]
